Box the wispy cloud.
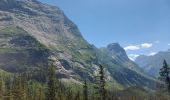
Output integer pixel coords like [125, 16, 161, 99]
[168, 44, 170, 46]
[124, 45, 140, 51]
[148, 52, 157, 56]
[124, 43, 153, 51]
[141, 43, 153, 48]
[128, 54, 139, 61]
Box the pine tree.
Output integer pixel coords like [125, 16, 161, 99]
[47, 65, 56, 100]
[159, 60, 170, 93]
[0, 76, 4, 100]
[12, 75, 27, 100]
[4, 77, 13, 100]
[57, 81, 66, 100]
[66, 89, 73, 100]
[83, 80, 88, 100]
[37, 86, 45, 100]
[21, 75, 28, 100]
[75, 91, 81, 100]
[99, 64, 106, 100]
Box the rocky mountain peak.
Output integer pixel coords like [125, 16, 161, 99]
[0, 0, 38, 3]
[0, 0, 156, 89]
[107, 43, 128, 59]
[0, 0, 39, 14]
[107, 43, 125, 53]
[106, 43, 144, 73]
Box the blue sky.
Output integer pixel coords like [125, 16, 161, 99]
[39, 0, 170, 60]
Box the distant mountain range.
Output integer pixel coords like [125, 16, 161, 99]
[0, 0, 156, 89]
[135, 49, 170, 77]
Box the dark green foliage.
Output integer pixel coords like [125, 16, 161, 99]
[75, 91, 81, 100]
[12, 75, 27, 100]
[0, 76, 3, 100]
[3, 77, 13, 100]
[93, 64, 106, 100]
[47, 65, 56, 100]
[27, 80, 46, 100]
[159, 60, 170, 93]
[0, 69, 170, 100]
[99, 65, 106, 100]
[83, 80, 88, 100]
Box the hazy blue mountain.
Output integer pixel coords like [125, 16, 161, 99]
[135, 50, 170, 77]
[0, 0, 156, 89]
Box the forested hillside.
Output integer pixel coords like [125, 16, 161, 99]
[0, 0, 169, 100]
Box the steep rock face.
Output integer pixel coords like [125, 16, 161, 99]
[106, 43, 143, 73]
[0, 0, 156, 89]
[135, 50, 170, 77]
[99, 43, 155, 88]
[0, 0, 95, 81]
[0, 26, 49, 81]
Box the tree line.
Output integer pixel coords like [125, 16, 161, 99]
[0, 61, 170, 100]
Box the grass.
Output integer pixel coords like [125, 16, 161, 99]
[0, 48, 17, 54]
[0, 69, 12, 79]
[0, 26, 28, 37]
[0, 26, 48, 49]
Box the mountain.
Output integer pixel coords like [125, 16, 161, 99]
[0, 0, 156, 89]
[135, 50, 170, 77]
[106, 43, 143, 73]
[99, 43, 156, 88]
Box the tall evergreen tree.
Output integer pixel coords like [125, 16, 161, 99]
[0, 76, 4, 100]
[37, 86, 45, 100]
[12, 75, 27, 100]
[47, 65, 56, 100]
[4, 77, 13, 100]
[99, 64, 106, 100]
[159, 60, 170, 93]
[75, 91, 81, 100]
[66, 89, 73, 100]
[83, 80, 88, 100]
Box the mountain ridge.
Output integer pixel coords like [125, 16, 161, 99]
[0, 0, 156, 89]
[135, 49, 170, 77]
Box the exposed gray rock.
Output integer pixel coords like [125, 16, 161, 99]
[0, 0, 156, 89]
[135, 50, 170, 77]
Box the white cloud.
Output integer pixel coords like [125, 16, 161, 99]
[124, 45, 140, 51]
[148, 52, 157, 56]
[128, 54, 140, 61]
[168, 44, 170, 46]
[141, 43, 153, 48]
[124, 43, 153, 51]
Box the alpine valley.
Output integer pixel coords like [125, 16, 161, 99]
[0, 0, 157, 93]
